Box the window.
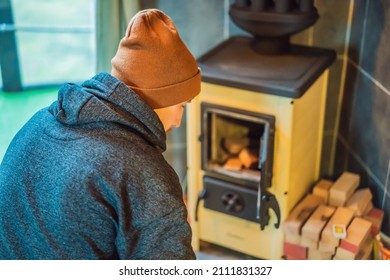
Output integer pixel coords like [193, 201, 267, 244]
[0, 67, 3, 89]
[0, 0, 96, 90]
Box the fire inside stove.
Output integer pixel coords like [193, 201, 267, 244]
[201, 103, 274, 185]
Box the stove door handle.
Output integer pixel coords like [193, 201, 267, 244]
[260, 192, 281, 230]
[195, 189, 207, 222]
[257, 181, 281, 230]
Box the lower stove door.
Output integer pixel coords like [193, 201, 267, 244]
[203, 176, 259, 223]
[198, 175, 284, 259]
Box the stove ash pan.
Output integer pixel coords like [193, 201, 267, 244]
[198, 103, 276, 224]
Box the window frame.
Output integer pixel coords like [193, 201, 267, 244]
[0, 0, 95, 92]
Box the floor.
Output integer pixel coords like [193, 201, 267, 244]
[195, 241, 259, 260]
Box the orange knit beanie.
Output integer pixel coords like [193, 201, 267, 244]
[111, 9, 201, 109]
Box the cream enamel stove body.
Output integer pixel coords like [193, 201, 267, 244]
[186, 35, 335, 259]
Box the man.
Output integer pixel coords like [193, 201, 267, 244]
[0, 9, 200, 259]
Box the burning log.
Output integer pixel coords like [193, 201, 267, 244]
[220, 137, 259, 173]
[223, 157, 243, 171]
[222, 137, 249, 155]
[238, 148, 258, 169]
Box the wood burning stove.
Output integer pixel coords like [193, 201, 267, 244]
[186, 0, 336, 259]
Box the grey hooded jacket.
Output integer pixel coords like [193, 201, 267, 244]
[0, 73, 195, 260]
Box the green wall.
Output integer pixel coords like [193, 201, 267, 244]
[0, 88, 58, 162]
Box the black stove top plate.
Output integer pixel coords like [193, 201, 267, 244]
[197, 36, 336, 99]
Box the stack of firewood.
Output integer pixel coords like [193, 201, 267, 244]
[282, 172, 384, 260]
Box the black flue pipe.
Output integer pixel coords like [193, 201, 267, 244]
[274, 0, 292, 13]
[251, 0, 267, 11]
[299, 0, 314, 12]
[235, 0, 248, 8]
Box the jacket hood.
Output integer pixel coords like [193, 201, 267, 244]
[49, 73, 166, 151]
